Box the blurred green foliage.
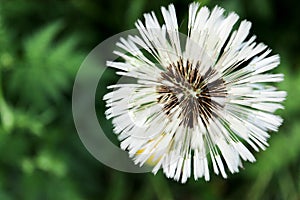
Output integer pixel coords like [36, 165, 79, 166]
[0, 0, 299, 199]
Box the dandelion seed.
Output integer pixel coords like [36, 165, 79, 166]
[104, 2, 286, 183]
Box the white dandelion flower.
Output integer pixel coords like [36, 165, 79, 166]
[104, 2, 286, 183]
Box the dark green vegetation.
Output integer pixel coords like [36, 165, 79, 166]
[0, 0, 299, 199]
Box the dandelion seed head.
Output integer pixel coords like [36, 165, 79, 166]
[104, 2, 286, 183]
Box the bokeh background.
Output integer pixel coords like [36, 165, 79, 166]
[0, 0, 299, 199]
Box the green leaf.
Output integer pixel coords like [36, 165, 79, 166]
[0, 97, 14, 133]
[9, 21, 84, 110]
[35, 149, 67, 177]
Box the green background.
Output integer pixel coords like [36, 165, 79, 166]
[0, 0, 299, 199]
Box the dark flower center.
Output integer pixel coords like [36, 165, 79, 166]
[156, 58, 227, 128]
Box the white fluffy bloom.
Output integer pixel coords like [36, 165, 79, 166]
[104, 3, 286, 183]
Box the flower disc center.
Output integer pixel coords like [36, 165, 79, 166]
[156, 58, 227, 128]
